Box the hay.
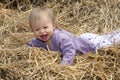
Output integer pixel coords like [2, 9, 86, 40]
[0, 0, 120, 80]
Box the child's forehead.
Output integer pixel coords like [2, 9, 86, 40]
[30, 10, 53, 28]
[40, 13, 50, 19]
[31, 19, 46, 27]
[31, 16, 51, 28]
[33, 14, 51, 23]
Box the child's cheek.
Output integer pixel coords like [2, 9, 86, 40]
[34, 32, 38, 37]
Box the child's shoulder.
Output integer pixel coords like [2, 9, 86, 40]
[53, 28, 73, 40]
[53, 29, 71, 37]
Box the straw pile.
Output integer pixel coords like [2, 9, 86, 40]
[0, 0, 120, 80]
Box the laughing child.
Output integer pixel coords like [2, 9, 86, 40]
[28, 7, 120, 65]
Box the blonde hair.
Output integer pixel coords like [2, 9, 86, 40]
[29, 7, 55, 27]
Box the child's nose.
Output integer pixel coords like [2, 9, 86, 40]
[40, 29, 45, 34]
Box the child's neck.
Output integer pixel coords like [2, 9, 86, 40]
[45, 39, 52, 50]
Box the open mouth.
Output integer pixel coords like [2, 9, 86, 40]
[40, 34, 48, 41]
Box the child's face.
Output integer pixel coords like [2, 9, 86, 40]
[31, 14, 55, 42]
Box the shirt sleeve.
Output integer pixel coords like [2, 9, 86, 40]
[28, 39, 36, 47]
[55, 34, 76, 65]
[27, 38, 47, 49]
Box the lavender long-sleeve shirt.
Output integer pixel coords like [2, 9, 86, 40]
[28, 28, 120, 65]
[28, 29, 97, 65]
[28, 29, 120, 65]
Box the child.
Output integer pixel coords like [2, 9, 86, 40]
[28, 7, 120, 65]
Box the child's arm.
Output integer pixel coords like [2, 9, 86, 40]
[54, 33, 76, 65]
[28, 38, 47, 49]
[59, 39, 76, 65]
[28, 40, 35, 47]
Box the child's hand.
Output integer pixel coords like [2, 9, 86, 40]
[60, 60, 71, 66]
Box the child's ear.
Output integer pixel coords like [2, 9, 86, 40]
[53, 22, 56, 29]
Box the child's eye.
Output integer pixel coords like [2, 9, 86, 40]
[35, 29, 39, 31]
[44, 26, 48, 29]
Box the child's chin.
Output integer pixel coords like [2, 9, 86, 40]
[42, 40, 48, 42]
[37, 38, 48, 42]
[41, 38, 49, 42]
[38, 36, 51, 42]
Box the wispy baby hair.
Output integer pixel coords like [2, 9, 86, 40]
[29, 7, 55, 27]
